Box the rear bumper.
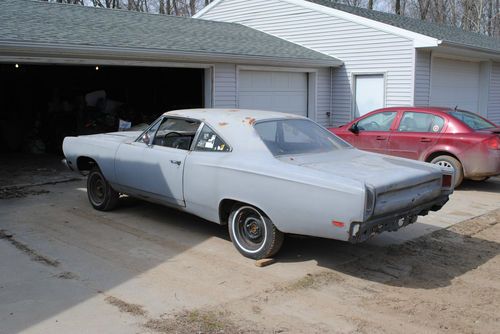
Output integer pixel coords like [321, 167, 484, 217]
[348, 194, 449, 243]
[462, 150, 500, 178]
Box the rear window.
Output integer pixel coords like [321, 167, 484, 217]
[254, 119, 350, 156]
[449, 110, 495, 130]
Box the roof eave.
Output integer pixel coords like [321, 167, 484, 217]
[0, 40, 342, 67]
[435, 41, 500, 60]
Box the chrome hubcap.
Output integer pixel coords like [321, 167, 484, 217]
[231, 206, 267, 254]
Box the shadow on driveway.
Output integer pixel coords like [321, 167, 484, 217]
[277, 211, 499, 289]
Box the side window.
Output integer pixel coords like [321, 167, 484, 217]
[398, 112, 444, 133]
[357, 112, 397, 131]
[195, 125, 231, 152]
[139, 117, 201, 150]
[139, 118, 162, 145]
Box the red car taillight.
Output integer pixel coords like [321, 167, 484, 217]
[442, 174, 452, 188]
[485, 136, 500, 150]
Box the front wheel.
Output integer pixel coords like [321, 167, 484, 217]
[87, 167, 119, 211]
[228, 205, 284, 260]
[430, 155, 463, 188]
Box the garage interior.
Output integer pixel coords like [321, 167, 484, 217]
[0, 63, 205, 155]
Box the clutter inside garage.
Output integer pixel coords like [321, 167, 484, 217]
[0, 64, 205, 155]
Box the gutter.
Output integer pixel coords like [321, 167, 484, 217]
[0, 40, 343, 68]
[435, 41, 500, 60]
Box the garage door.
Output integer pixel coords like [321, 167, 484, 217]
[238, 70, 308, 116]
[430, 58, 480, 112]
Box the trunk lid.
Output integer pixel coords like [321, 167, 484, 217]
[280, 149, 444, 217]
[477, 127, 500, 134]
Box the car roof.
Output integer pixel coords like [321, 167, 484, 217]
[162, 108, 307, 152]
[376, 106, 452, 113]
[163, 108, 305, 123]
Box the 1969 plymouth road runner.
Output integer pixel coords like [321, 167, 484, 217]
[63, 109, 454, 259]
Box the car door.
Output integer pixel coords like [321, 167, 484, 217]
[115, 116, 201, 206]
[350, 111, 398, 154]
[387, 111, 445, 160]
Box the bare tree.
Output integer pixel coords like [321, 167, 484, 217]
[38, 0, 499, 36]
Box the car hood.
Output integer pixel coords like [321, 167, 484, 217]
[278, 148, 443, 191]
[80, 131, 142, 143]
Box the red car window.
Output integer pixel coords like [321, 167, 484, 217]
[398, 112, 444, 133]
[449, 110, 496, 130]
[357, 112, 397, 132]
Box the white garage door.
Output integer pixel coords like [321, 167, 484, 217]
[430, 58, 480, 112]
[238, 70, 308, 116]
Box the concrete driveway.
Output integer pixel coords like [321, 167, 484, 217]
[1, 174, 499, 333]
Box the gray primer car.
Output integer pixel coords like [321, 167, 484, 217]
[63, 109, 453, 259]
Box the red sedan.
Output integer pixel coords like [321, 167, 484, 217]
[329, 107, 500, 187]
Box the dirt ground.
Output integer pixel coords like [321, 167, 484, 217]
[0, 159, 499, 334]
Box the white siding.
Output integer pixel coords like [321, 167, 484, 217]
[488, 62, 500, 124]
[213, 63, 237, 108]
[201, 0, 415, 126]
[414, 50, 431, 106]
[316, 67, 332, 125]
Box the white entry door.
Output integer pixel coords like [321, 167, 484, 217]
[430, 57, 480, 112]
[238, 70, 308, 116]
[354, 74, 385, 117]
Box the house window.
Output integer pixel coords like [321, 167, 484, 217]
[354, 74, 385, 117]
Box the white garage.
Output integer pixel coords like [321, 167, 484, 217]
[238, 70, 309, 116]
[430, 57, 480, 112]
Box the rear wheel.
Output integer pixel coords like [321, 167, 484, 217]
[430, 155, 463, 188]
[228, 205, 284, 260]
[87, 167, 119, 211]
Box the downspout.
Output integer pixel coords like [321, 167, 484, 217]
[329, 66, 334, 127]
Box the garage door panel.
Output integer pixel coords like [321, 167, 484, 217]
[430, 58, 480, 112]
[238, 70, 308, 116]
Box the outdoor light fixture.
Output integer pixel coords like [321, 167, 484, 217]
[15, 64, 19, 68]
[95, 66, 99, 71]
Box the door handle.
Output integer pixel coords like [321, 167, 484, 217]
[170, 160, 182, 166]
[376, 136, 386, 140]
[420, 138, 432, 142]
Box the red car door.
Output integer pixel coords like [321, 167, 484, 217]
[387, 111, 446, 160]
[350, 110, 398, 155]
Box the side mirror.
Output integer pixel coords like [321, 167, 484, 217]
[142, 133, 150, 145]
[349, 123, 359, 134]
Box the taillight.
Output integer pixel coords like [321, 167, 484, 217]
[485, 136, 500, 150]
[442, 174, 452, 188]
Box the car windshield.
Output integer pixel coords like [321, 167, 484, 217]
[449, 110, 496, 130]
[254, 119, 350, 156]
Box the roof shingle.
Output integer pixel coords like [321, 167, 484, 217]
[0, 0, 338, 65]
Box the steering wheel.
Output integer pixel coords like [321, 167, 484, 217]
[164, 131, 182, 138]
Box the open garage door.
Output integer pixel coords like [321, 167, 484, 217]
[238, 70, 308, 116]
[430, 58, 480, 112]
[0, 64, 205, 154]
